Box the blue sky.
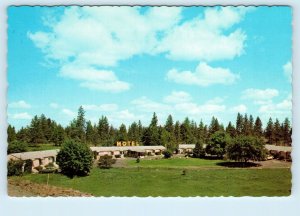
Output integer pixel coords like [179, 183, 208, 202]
[7, 6, 292, 129]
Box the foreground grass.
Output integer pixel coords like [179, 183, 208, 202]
[13, 167, 291, 197]
[127, 157, 223, 168]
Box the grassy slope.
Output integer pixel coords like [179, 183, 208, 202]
[15, 166, 291, 197]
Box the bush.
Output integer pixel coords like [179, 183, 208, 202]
[163, 149, 173, 159]
[56, 140, 93, 177]
[98, 155, 116, 169]
[23, 159, 33, 174]
[7, 141, 28, 154]
[226, 136, 267, 163]
[193, 140, 206, 158]
[136, 157, 140, 163]
[7, 159, 24, 176]
[205, 131, 231, 158]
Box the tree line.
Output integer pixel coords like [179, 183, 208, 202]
[7, 106, 292, 150]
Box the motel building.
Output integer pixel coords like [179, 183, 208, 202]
[7, 143, 290, 173]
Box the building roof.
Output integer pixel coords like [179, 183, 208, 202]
[91, 145, 166, 152]
[265, 144, 292, 152]
[179, 144, 196, 149]
[8, 149, 60, 161]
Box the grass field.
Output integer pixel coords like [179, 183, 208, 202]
[11, 158, 291, 197]
[127, 157, 222, 168]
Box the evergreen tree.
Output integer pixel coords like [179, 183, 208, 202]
[147, 112, 160, 145]
[97, 116, 109, 146]
[282, 118, 292, 145]
[29, 115, 45, 144]
[86, 120, 95, 145]
[249, 115, 254, 135]
[174, 121, 181, 144]
[7, 125, 17, 143]
[242, 114, 250, 135]
[193, 139, 205, 158]
[197, 121, 205, 141]
[118, 124, 128, 141]
[180, 117, 194, 143]
[75, 106, 86, 143]
[165, 115, 174, 134]
[253, 117, 263, 137]
[226, 121, 236, 138]
[137, 120, 143, 143]
[274, 119, 281, 145]
[236, 113, 243, 135]
[52, 124, 65, 146]
[209, 116, 220, 135]
[16, 127, 30, 143]
[128, 122, 139, 142]
[265, 118, 274, 144]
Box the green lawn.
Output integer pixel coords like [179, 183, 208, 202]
[127, 157, 223, 168]
[13, 166, 291, 197]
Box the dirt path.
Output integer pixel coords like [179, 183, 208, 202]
[8, 178, 92, 197]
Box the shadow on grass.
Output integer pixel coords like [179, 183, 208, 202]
[216, 161, 261, 168]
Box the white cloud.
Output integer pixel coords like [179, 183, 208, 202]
[259, 95, 292, 115]
[10, 112, 32, 120]
[60, 63, 130, 93]
[167, 62, 239, 86]
[242, 88, 279, 104]
[83, 103, 118, 112]
[131, 96, 171, 112]
[164, 91, 192, 104]
[283, 61, 292, 82]
[9, 100, 31, 109]
[28, 7, 250, 92]
[50, 103, 59, 109]
[157, 7, 248, 61]
[62, 108, 76, 117]
[174, 97, 226, 115]
[230, 104, 247, 113]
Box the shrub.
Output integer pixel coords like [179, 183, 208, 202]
[56, 140, 93, 177]
[226, 136, 267, 163]
[193, 140, 206, 158]
[7, 141, 28, 154]
[7, 159, 24, 176]
[205, 131, 231, 158]
[163, 149, 173, 159]
[23, 159, 33, 174]
[98, 155, 116, 169]
[136, 157, 140, 163]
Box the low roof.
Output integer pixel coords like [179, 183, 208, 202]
[265, 144, 292, 152]
[91, 145, 166, 153]
[179, 144, 196, 149]
[8, 149, 59, 161]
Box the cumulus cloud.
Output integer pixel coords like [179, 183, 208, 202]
[157, 7, 248, 61]
[9, 100, 31, 109]
[230, 104, 247, 113]
[258, 95, 292, 115]
[62, 108, 76, 117]
[50, 103, 59, 109]
[242, 88, 279, 104]
[10, 112, 32, 120]
[131, 96, 171, 113]
[28, 7, 250, 92]
[283, 61, 292, 82]
[167, 62, 239, 86]
[82, 103, 118, 112]
[164, 91, 192, 104]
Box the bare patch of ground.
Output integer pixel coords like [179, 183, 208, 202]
[8, 178, 92, 197]
[257, 160, 291, 168]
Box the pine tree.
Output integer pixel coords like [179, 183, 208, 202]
[29, 115, 45, 144]
[254, 117, 263, 137]
[236, 113, 243, 135]
[242, 114, 250, 135]
[97, 116, 109, 146]
[265, 118, 274, 144]
[226, 121, 236, 138]
[52, 124, 65, 146]
[7, 125, 17, 143]
[209, 116, 220, 135]
[174, 121, 181, 145]
[16, 127, 30, 143]
[282, 118, 292, 146]
[86, 120, 94, 145]
[274, 119, 281, 145]
[128, 122, 139, 142]
[118, 124, 128, 141]
[147, 112, 160, 145]
[181, 117, 194, 143]
[137, 120, 143, 143]
[75, 106, 86, 143]
[249, 115, 254, 135]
